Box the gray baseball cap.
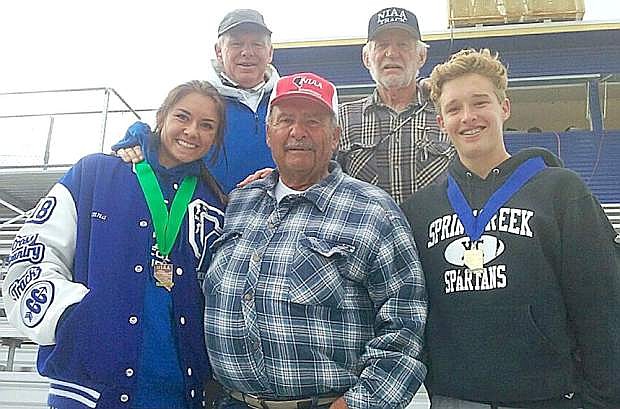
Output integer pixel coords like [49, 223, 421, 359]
[217, 9, 272, 37]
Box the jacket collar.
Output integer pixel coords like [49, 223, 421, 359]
[205, 61, 280, 100]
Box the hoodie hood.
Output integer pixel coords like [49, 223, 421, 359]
[452, 147, 562, 182]
[205, 59, 280, 101]
[450, 147, 563, 209]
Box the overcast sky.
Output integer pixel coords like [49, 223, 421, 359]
[2, 0, 619, 110]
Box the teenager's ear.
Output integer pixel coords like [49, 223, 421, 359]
[502, 98, 511, 121]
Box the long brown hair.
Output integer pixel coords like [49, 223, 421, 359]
[154, 80, 228, 204]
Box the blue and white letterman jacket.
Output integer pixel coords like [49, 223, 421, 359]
[3, 153, 224, 409]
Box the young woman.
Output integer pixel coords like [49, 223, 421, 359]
[3, 80, 227, 409]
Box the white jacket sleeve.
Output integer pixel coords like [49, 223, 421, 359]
[2, 183, 89, 345]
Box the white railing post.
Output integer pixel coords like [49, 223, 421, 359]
[43, 116, 55, 169]
[100, 88, 111, 153]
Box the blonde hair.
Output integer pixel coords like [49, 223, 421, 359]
[430, 48, 508, 111]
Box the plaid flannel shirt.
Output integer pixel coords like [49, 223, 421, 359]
[204, 162, 427, 409]
[337, 87, 456, 205]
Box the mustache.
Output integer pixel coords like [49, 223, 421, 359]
[381, 59, 403, 68]
[285, 142, 314, 151]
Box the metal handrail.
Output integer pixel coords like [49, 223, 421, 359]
[0, 109, 140, 119]
[0, 87, 142, 120]
[0, 87, 142, 168]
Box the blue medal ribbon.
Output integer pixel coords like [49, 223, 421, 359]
[447, 157, 546, 242]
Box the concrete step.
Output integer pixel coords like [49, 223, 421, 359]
[0, 371, 48, 409]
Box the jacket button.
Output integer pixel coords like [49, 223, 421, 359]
[176, 267, 183, 276]
[251, 252, 261, 262]
[179, 316, 186, 325]
[190, 389, 195, 398]
[120, 394, 129, 403]
[134, 265, 143, 273]
[139, 220, 148, 228]
[129, 316, 138, 325]
[243, 291, 254, 301]
[187, 367, 192, 376]
[125, 368, 134, 377]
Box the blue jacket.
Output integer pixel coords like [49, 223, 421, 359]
[210, 93, 274, 192]
[4, 153, 225, 409]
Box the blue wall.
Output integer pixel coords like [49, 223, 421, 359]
[505, 131, 620, 203]
[273, 28, 620, 85]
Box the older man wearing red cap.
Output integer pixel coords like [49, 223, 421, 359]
[203, 72, 427, 409]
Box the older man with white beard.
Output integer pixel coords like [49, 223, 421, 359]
[337, 7, 455, 205]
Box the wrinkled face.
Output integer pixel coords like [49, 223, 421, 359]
[437, 73, 510, 171]
[158, 93, 220, 168]
[215, 26, 273, 89]
[363, 28, 424, 90]
[267, 98, 340, 188]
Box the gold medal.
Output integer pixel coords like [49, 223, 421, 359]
[154, 263, 174, 291]
[463, 248, 484, 270]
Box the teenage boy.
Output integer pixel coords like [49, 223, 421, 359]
[401, 48, 620, 409]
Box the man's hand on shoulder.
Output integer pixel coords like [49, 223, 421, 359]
[329, 397, 349, 409]
[110, 121, 150, 163]
[115, 146, 144, 163]
[236, 167, 274, 188]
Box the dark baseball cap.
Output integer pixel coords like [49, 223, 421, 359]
[217, 9, 272, 37]
[367, 7, 421, 41]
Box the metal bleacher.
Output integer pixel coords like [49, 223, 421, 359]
[1, 214, 49, 408]
[603, 203, 620, 234]
[1, 219, 31, 363]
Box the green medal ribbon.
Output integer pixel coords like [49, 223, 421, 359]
[135, 161, 197, 256]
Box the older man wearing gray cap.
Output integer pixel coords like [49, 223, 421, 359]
[114, 9, 279, 193]
[337, 7, 455, 205]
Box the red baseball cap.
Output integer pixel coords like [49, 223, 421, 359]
[269, 73, 338, 116]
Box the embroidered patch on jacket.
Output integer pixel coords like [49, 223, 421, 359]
[188, 199, 224, 259]
[27, 197, 57, 224]
[8, 234, 45, 265]
[8, 266, 42, 301]
[21, 280, 55, 328]
[91, 211, 108, 221]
